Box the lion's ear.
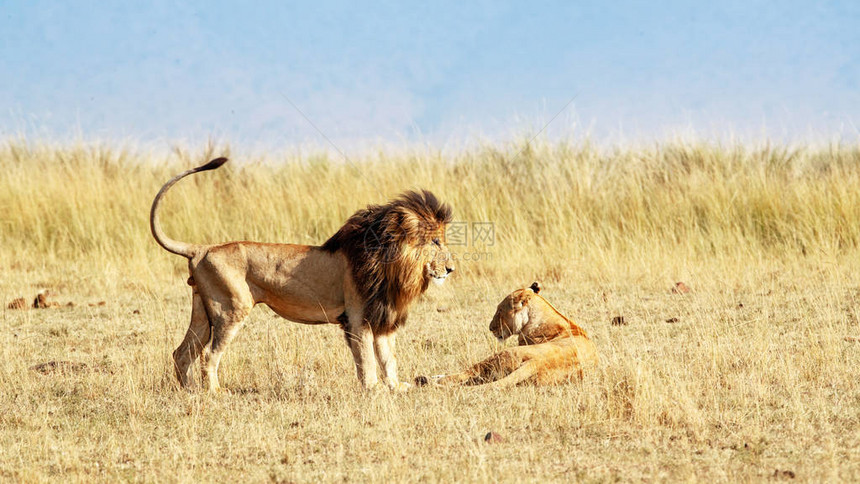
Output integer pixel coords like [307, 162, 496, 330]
[530, 281, 541, 294]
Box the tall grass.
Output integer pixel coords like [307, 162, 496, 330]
[2, 138, 858, 282]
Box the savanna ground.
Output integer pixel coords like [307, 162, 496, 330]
[1, 139, 860, 482]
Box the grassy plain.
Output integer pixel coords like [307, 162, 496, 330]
[1, 139, 860, 482]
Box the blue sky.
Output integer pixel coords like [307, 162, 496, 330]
[2, 1, 858, 150]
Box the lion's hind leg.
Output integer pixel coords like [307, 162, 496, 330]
[485, 361, 539, 389]
[173, 291, 211, 390]
[199, 291, 253, 393]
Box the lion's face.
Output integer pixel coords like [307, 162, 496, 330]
[422, 228, 455, 285]
[489, 282, 541, 341]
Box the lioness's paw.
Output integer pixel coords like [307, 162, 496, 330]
[414, 375, 444, 387]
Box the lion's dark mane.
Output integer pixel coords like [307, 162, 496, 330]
[321, 189, 452, 333]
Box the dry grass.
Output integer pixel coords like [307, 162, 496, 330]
[2, 139, 860, 482]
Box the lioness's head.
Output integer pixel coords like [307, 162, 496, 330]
[490, 282, 541, 341]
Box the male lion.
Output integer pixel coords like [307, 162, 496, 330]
[416, 282, 597, 387]
[150, 158, 454, 392]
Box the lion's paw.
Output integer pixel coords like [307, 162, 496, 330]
[389, 381, 412, 393]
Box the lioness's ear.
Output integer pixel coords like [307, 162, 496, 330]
[530, 281, 541, 294]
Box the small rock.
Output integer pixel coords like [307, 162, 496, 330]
[132, 309, 140, 315]
[436, 306, 449, 313]
[737, 302, 744, 309]
[665, 317, 679, 323]
[671, 282, 691, 294]
[611, 316, 627, 326]
[484, 431, 504, 443]
[844, 336, 859, 343]
[773, 469, 795, 479]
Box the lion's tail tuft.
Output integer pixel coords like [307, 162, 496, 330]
[149, 157, 229, 258]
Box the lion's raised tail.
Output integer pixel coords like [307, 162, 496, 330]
[149, 157, 229, 258]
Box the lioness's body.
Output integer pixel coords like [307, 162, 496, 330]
[425, 282, 597, 387]
[151, 158, 453, 392]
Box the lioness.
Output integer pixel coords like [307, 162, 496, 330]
[417, 282, 597, 387]
[150, 158, 454, 392]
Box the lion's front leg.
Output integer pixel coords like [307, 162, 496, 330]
[415, 357, 498, 387]
[436, 357, 499, 386]
[344, 317, 379, 390]
[374, 332, 409, 392]
[426, 350, 523, 386]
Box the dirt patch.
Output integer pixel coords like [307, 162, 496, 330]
[7, 291, 102, 310]
[29, 361, 89, 375]
[7, 297, 27, 310]
[773, 469, 796, 479]
[29, 360, 111, 375]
